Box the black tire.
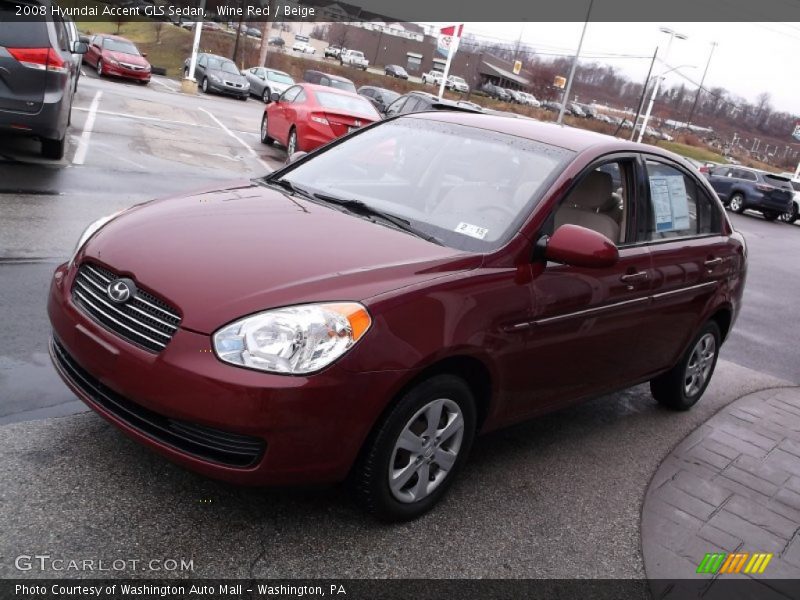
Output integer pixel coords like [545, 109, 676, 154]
[779, 204, 798, 224]
[650, 321, 721, 411]
[260, 113, 274, 145]
[238, 95, 248, 101]
[201, 77, 209, 94]
[96, 59, 104, 77]
[729, 192, 745, 214]
[262, 87, 271, 103]
[41, 135, 66, 160]
[763, 211, 778, 221]
[352, 374, 477, 521]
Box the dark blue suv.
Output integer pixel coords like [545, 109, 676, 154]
[706, 166, 794, 221]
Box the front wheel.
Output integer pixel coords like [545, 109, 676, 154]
[779, 204, 798, 224]
[729, 193, 745, 213]
[352, 374, 477, 521]
[286, 128, 298, 155]
[96, 59, 104, 77]
[262, 88, 271, 103]
[201, 78, 209, 93]
[650, 321, 721, 411]
[260, 113, 274, 145]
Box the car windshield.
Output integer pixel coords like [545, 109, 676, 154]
[272, 118, 573, 252]
[349, 51, 364, 58]
[208, 58, 239, 74]
[267, 71, 293, 84]
[328, 79, 357, 93]
[103, 38, 139, 56]
[315, 91, 377, 115]
[450, 77, 466, 84]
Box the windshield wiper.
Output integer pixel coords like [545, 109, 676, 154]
[312, 192, 441, 245]
[265, 178, 315, 201]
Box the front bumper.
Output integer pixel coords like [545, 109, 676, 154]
[47, 262, 403, 486]
[103, 62, 151, 82]
[207, 80, 249, 98]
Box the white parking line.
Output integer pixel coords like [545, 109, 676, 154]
[198, 107, 271, 171]
[72, 107, 208, 128]
[73, 90, 102, 165]
[150, 77, 179, 91]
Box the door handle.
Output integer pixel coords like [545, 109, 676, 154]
[620, 271, 649, 284]
[704, 258, 723, 270]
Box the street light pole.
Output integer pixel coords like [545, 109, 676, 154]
[557, 0, 593, 125]
[636, 27, 687, 143]
[686, 41, 717, 130]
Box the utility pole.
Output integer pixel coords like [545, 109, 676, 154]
[686, 41, 717, 130]
[557, 0, 593, 125]
[627, 46, 658, 140]
[182, 0, 206, 94]
[637, 27, 688, 143]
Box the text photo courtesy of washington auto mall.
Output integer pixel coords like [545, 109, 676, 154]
[2, 0, 800, 597]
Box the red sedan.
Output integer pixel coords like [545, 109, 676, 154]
[83, 34, 150, 84]
[48, 113, 746, 521]
[260, 83, 380, 155]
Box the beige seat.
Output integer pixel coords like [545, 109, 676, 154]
[554, 171, 620, 242]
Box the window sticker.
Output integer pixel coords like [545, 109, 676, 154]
[649, 175, 690, 232]
[454, 222, 489, 240]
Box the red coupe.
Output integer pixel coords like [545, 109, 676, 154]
[49, 113, 746, 521]
[83, 34, 150, 84]
[260, 83, 380, 155]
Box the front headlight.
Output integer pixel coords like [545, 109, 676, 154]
[68, 213, 119, 267]
[209, 73, 221, 82]
[213, 302, 372, 374]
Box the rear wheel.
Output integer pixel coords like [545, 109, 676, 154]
[286, 127, 298, 155]
[260, 113, 274, 145]
[729, 193, 745, 213]
[779, 204, 798, 224]
[41, 135, 66, 160]
[650, 321, 721, 411]
[352, 374, 477, 521]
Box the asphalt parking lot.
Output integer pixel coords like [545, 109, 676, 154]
[1, 72, 799, 579]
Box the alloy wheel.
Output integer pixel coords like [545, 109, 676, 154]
[779, 205, 797, 223]
[730, 195, 743, 212]
[388, 398, 464, 503]
[96, 60, 103, 76]
[684, 333, 716, 398]
[262, 89, 270, 103]
[287, 131, 297, 155]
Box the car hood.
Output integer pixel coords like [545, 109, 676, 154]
[107, 51, 148, 66]
[80, 183, 479, 333]
[210, 69, 246, 83]
[268, 80, 291, 93]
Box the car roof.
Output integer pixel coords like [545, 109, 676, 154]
[301, 82, 360, 97]
[403, 111, 688, 155]
[265, 68, 290, 75]
[305, 70, 353, 83]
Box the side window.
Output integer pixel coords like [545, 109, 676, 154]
[320, 76, 330, 86]
[385, 97, 406, 117]
[742, 170, 757, 182]
[642, 160, 721, 240]
[280, 86, 302, 102]
[360, 88, 374, 98]
[53, 17, 69, 51]
[293, 90, 307, 103]
[198, 55, 206, 67]
[551, 161, 631, 245]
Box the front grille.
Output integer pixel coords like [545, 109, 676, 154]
[224, 81, 243, 88]
[119, 62, 144, 71]
[71, 263, 181, 353]
[51, 339, 266, 468]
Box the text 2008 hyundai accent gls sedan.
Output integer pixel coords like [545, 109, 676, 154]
[48, 112, 747, 521]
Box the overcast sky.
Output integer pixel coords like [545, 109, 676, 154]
[439, 22, 800, 117]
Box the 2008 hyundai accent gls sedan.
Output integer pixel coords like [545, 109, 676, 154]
[48, 112, 747, 521]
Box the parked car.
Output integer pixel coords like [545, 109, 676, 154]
[268, 36, 285, 47]
[323, 45, 342, 58]
[340, 49, 368, 70]
[518, 92, 540, 108]
[245, 67, 294, 103]
[778, 176, 799, 224]
[260, 83, 379, 155]
[302, 70, 356, 93]
[246, 27, 262, 39]
[51, 113, 746, 521]
[705, 166, 793, 220]
[568, 103, 586, 117]
[84, 34, 151, 85]
[445, 75, 469, 93]
[421, 70, 444, 86]
[0, 1, 87, 158]
[183, 53, 249, 100]
[504, 88, 523, 104]
[541, 100, 563, 113]
[357, 86, 400, 113]
[383, 91, 482, 118]
[480, 83, 509, 102]
[384, 64, 408, 79]
[292, 39, 315, 54]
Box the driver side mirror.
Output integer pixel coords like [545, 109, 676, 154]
[270, 92, 281, 102]
[538, 224, 619, 268]
[72, 41, 88, 54]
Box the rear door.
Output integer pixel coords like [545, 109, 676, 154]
[706, 167, 735, 201]
[639, 156, 734, 371]
[0, 2, 50, 114]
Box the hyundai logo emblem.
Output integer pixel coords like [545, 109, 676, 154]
[107, 278, 136, 304]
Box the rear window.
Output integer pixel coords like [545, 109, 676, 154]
[0, 2, 50, 47]
[328, 79, 356, 93]
[315, 91, 376, 115]
[764, 174, 793, 189]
